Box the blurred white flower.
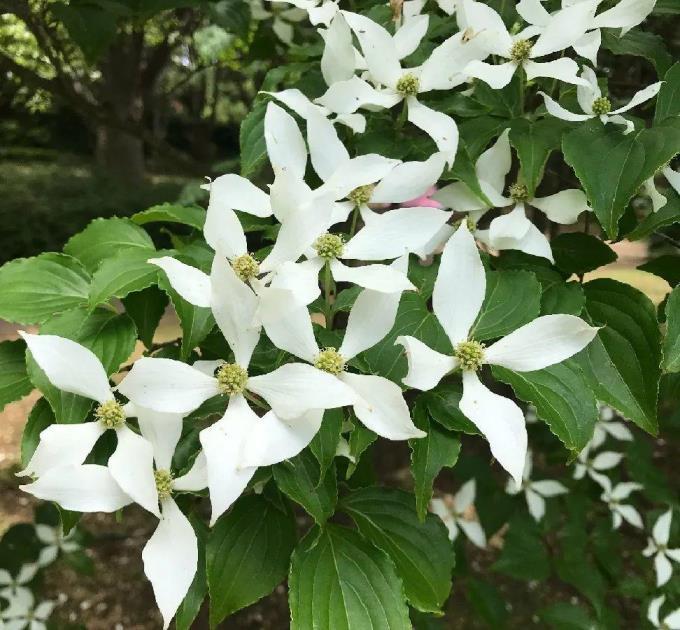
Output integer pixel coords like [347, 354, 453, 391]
[643, 509, 680, 587]
[590, 405, 634, 450]
[648, 595, 680, 630]
[35, 524, 80, 568]
[429, 480, 486, 548]
[0, 564, 37, 601]
[573, 442, 623, 487]
[0, 589, 54, 630]
[599, 477, 643, 529]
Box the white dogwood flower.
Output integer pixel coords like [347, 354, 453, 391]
[0, 564, 37, 601]
[35, 524, 80, 567]
[640, 165, 680, 213]
[590, 404, 633, 450]
[21, 406, 206, 630]
[460, 0, 595, 89]
[0, 590, 54, 630]
[573, 443, 623, 486]
[599, 477, 643, 529]
[506, 451, 568, 521]
[434, 129, 591, 261]
[395, 223, 598, 483]
[429, 479, 486, 547]
[643, 509, 680, 587]
[648, 596, 680, 630]
[540, 66, 662, 135]
[267, 0, 338, 26]
[17, 332, 166, 518]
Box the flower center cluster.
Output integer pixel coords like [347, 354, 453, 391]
[154, 469, 174, 501]
[232, 254, 259, 282]
[348, 184, 374, 208]
[509, 182, 529, 202]
[510, 39, 533, 62]
[591, 96, 611, 115]
[314, 233, 344, 260]
[216, 363, 249, 395]
[95, 400, 126, 429]
[314, 347, 345, 375]
[454, 340, 486, 372]
[396, 73, 419, 96]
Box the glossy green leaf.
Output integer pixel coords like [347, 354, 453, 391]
[424, 379, 479, 434]
[551, 233, 617, 275]
[663, 286, 680, 372]
[638, 255, 680, 287]
[601, 27, 673, 77]
[655, 62, 680, 122]
[122, 286, 169, 349]
[310, 408, 344, 481]
[132, 203, 206, 230]
[541, 282, 585, 316]
[0, 340, 33, 412]
[492, 514, 550, 581]
[21, 398, 55, 467]
[240, 100, 268, 177]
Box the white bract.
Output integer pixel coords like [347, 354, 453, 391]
[506, 451, 568, 521]
[267, 0, 338, 26]
[573, 443, 623, 486]
[643, 509, 680, 587]
[434, 128, 591, 262]
[21, 406, 205, 630]
[640, 165, 680, 213]
[648, 596, 680, 630]
[590, 404, 633, 450]
[0, 565, 37, 601]
[599, 477, 644, 529]
[429, 479, 486, 547]
[395, 223, 598, 484]
[460, 0, 595, 89]
[35, 524, 80, 567]
[540, 66, 662, 135]
[0, 590, 54, 630]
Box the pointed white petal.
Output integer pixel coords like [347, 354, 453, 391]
[663, 166, 680, 194]
[577, 66, 600, 112]
[200, 395, 257, 524]
[248, 363, 357, 419]
[453, 479, 476, 513]
[204, 204, 248, 259]
[591, 451, 623, 471]
[342, 11, 402, 88]
[433, 223, 485, 346]
[316, 76, 402, 114]
[262, 306, 319, 363]
[475, 128, 512, 195]
[150, 257, 212, 308]
[308, 0, 339, 25]
[205, 173, 272, 218]
[432, 182, 490, 213]
[573, 30, 601, 66]
[269, 169, 313, 223]
[406, 97, 458, 166]
[531, 480, 568, 497]
[612, 481, 643, 500]
[592, 0, 655, 32]
[611, 82, 663, 114]
[19, 422, 105, 478]
[173, 452, 207, 492]
[617, 504, 643, 528]
[524, 58, 589, 86]
[135, 406, 184, 471]
[464, 60, 517, 89]
[526, 488, 546, 521]
[109, 425, 160, 517]
[458, 519, 487, 548]
[143, 498, 197, 630]
[343, 207, 451, 261]
[371, 152, 447, 204]
[394, 14, 429, 59]
[265, 102, 307, 177]
[331, 259, 414, 292]
[459, 371, 527, 485]
[20, 333, 112, 404]
[655, 552, 673, 587]
[531, 0, 597, 57]
[539, 91, 593, 122]
[321, 13, 356, 85]
[334, 112, 367, 133]
[341, 372, 425, 440]
[319, 154, 399, 201]
[648, 596, 664, 627]
[395, 336, 456, 391]
[516, 0, 550, 26]
[210, 254, 261, 366]
[37, 546, 58, 567]
[457, 0, 513, 56]
[489, 204, 531, 243]
[667, 609, 680, 630]
[667, 548, 680, 562]
[267, 88, 328, 120]
[118, 357, 219, 415]
[20, 465, 132, 513]
[603, 420, 633, 441]
[653, 509, 673, 546]
[306, 110, 349, 182]
[241, 409, 323, 467]
[484, 315, 598, 371]
[339, 259, 407, 360]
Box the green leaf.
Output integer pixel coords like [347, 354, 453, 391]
[465, 579, 507, 627]
[445, 141, 492, 206]
[541, 282, 585, 316]
[638, 255, 680, 287]
[576, 279, 661, 434]
[272, 450, 337, 525]
[51, 2, 118, 63]
[551, 233, 617, 275]
[424, 379, 479, 434]
[471, 270, 542, 340]
[310, 408, 344, 481]
[0, 340, 33, 412]
[627, 186, 680, 240]
[655, 63, 680, 122]
[132, 204, 206, 231]
[175, 515, 208, 630]
[459, 115, 511, 159]
[0, 253, 90, 324]
[538, 603, 597, 630]
[563, 118, 680, 238]
[493, 361, 598, 453]
[64, 217, 155, 273]
[207, 494, 296, 627]
[346, 419, 377, 479]
[409, 404, 461, 520]
[654, 0, 680, 13]
[240, 100, 268, 177]
[88, 249, 165, 308]
[21, 398, 55, 467]
[663, 286, 680, 372]
[208, 0, 252, 38]
[601, 27, 673, 77]
[492, 514, 550, 581]
[122, 286, 169, 349]
[289, 524, 411, 630]
[341, 487, 455, 613]
[509, 118, 567, 197]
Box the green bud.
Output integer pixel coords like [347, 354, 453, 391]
[591, 96, 611, 116]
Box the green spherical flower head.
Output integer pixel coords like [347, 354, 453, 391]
[314, 233, 344, 260]
[454, 340, 486, 372]
[232, 253, 259, 282]
[510, 39, 533, 62]
[396, 73, 420, 97]
[509, 182, 529, 202]
[314, 347, 345, 375]
[591, 96, 611, 116]
[348, 184, 374, 208]
[95, 400, 126, 429]
[154, 469, 174, 501]
[217, 363, 249, 395]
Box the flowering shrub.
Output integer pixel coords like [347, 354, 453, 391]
[0, 0, 679, 627]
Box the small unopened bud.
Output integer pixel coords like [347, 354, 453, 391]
[232, 254, 259, 282]
[314, 233, 344, 260]
[217, 363, 249, 395]
[314, 347, 345, 375]
[591, 96, 611, 116]
[96, 400, 125, 429]
[454, 340, 486, 372]
[510, 39, 533, 62]
[396, 73, 419, 97]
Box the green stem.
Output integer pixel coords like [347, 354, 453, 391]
[323, 261, 334, 329]
[244, 391, 269, 411]
[349, 204, 360, 238]
[519, 66, 526, 116]
[396, 99, 408, 130]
